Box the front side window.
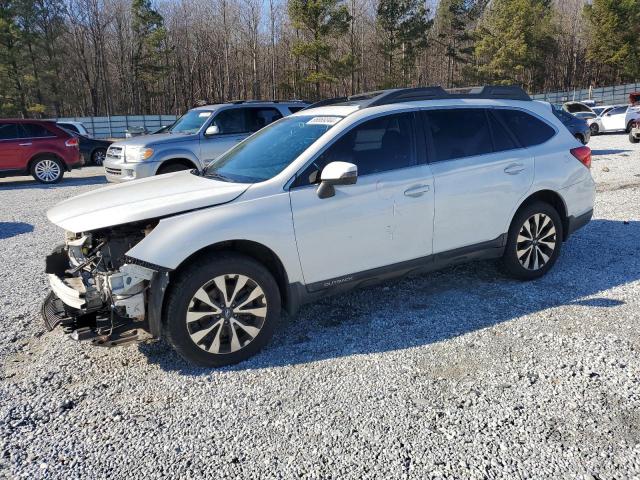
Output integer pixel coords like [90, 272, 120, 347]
[493, 109, 555, 147]
[204, 115, 342, 183]
[169, 110, 213, 134]
[294, 112, 416, 186]
[426, 109, 493, 162]
[607, 106, 628, 116]
[0, 123, 19, 140]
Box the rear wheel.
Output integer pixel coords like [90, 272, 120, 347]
[590, 123, 599, 135]
[157, 162, 191, 175]
[91, 148, 106, 166]
[31, 157, 64, 184]
[501, 201, 563, 280]
[164, 253, 281, 367]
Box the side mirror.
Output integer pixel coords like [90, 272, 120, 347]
[316, 161, 357, 199]
[205, 125, 219, 136]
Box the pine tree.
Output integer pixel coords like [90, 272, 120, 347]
[288, 0, 351, 99]
[131, 0, 168, 111]
[376, 0, 430, 88]
[585, 0, 640, 84]
[474, 0, 556, 92]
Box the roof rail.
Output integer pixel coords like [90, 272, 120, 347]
[305, 85, 531, 110]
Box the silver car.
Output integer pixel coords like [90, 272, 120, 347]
[103, 101, 308, 182]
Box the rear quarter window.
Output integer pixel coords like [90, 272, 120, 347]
[494, 109, 555, 147]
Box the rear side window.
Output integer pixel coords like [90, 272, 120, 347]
[246, 108, 282, 132]
[213, 107, 283, 134]
[21, 123, 54, 138]
[0, 123, 19, 140]
[58, 123, 79, 133]
[213, 109, 246, 134]
[487, 112, 518, 151]
[493, 109, 555, 147]
[425, 109, 493, 162]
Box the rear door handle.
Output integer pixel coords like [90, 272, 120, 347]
[19, 142, 32, 146]
[504, 163, 525, 175]
[404, 184, 430, 197]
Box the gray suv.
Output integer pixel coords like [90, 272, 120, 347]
[104, 101, 308, 182]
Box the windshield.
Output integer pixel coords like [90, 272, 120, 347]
[169, 110, 213, 134]
[204, 114, 343, 183]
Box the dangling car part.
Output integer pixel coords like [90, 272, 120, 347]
[42, 224, 162, 347]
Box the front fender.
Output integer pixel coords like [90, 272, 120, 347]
[125, 192, 304, 284]
[154, 147, 203, 169]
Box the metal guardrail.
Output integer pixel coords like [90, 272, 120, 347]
[532, 82, 640, 106]
[52, 115, 179, 139]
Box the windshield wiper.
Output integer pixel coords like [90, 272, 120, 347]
[205, 171, 234, 182]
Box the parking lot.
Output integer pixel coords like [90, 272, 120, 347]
[1, 133, 639, 478]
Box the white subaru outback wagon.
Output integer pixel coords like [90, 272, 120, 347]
[43, 86, 595, 367]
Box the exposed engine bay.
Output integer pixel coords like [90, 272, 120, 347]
[42, 221, 161, 347]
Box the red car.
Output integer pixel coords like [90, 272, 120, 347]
[0, 119, 83, 183]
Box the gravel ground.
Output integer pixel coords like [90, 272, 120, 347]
[1, 133, 639, 479]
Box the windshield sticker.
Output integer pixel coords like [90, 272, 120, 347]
[198, 112, 212, 118]
[307, 116, 341, 126]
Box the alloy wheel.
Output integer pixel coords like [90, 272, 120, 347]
[516, 213, 557, 271]
[34, 159, 61, 182]
[93, 149, 106, 166]
[185, 274, 267, 354]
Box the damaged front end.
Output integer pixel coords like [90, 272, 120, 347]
[42, 222, 169, 347]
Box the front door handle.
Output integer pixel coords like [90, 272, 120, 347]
[504, 163, 525, 175]
[404, 184, 430, 197]
[19, 142, 32, 146]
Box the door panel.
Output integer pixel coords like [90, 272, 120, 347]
[0, 123, 26, 170]
[423, 108, 535, 253]
[290, 165, 434, 286]
[430, 151, 533, 253]
[601, 107, 627, 131]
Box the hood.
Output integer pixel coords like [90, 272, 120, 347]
[47, 171, 250, 233]
[110, 132, 196, 148]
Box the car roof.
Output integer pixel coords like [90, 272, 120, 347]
[191, 101, 308, 111]
[0, 118, 57, 124]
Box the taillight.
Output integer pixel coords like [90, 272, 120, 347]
[65, 137, 79, 148]
[570, 146, 591, 169]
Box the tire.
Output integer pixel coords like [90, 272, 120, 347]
[91, 148, 106, 166]
[589, 123, 599, 135]
[501, 201, 563, 281]
[626, 122, 634, 134]
[164, 253, 281, 367]
[630, 132, 640, 144]
[157, 163, 191, 175]
[30, 157, 64, 184]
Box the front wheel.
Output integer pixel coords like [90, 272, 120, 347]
[630, 132, 640, 144]
[501, 202, 563, 280]
[164, 253, 281, 367]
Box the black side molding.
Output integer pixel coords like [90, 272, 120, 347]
[297, 235, 506, 305]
